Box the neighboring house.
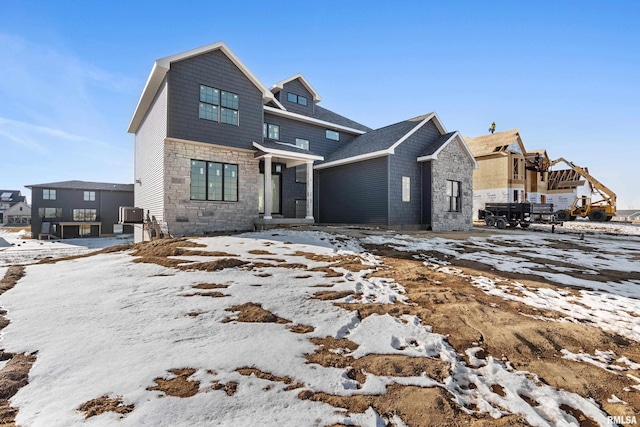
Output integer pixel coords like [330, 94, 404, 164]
[25, 181, 134, 239]
[524, 149, 550, 204]
[0, 190, 27, 224]
[128, 42, 477, 241]
[545, 168, 592, 211]
[3, 201, 31, 225]
[464, 130, 530, 218]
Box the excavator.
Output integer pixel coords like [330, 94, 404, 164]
[542, 157, 617, 222]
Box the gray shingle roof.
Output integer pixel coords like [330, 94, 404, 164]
[323, 119, 420, 163]
[419, 132, 458, 157]
[257, 140, 322, 157]
[304, 105, 372, 133]
[26, 180, 134, 192]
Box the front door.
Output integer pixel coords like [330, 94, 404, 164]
[259, 173, 281, 214]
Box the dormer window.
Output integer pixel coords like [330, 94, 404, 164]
[287, 92, 308, 106]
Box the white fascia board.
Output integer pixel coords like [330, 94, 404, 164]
[314, 149, 392, 170]
[270, 73, 322, 102]
[389, 114, 434, 152]
[264, 106, 366, 135]
[416, 132, 480, 169]
[128, 63, 167, 133]
[129, 41, 274, 134]
[253, 142, 324, 161]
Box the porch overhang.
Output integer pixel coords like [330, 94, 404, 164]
[253, 141, 324, 168]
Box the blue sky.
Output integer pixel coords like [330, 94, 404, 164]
[1, 0, 639, 208]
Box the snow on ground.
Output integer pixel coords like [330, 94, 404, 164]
[0, 226, 638, 426]
[0, 228, 133, 266]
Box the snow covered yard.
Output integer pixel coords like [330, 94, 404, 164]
[0, 225, 639, 426]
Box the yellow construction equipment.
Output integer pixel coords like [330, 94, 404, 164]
[544, 157, 617, 222]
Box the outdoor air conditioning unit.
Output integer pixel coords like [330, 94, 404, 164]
[119, 207, 145, 224]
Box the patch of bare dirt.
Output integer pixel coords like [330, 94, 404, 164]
[192, 283, 229, 289]
[223, 302, 290, 324]
[0, 267, 35, 426]
[183, 291, 228, 298]
[288, 324, 315, 334]
[236, 367, 304, 391]
[0, 353, 36, 426]
[147, 368, 199, 398]
[77, 395, 134, 419]
[341, 247, 640, 421]
[211, 381, 238, 396]
[299, 385, 530, 427]
[312, 290, 354, 301]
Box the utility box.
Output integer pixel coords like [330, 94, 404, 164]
[119, 207, 144, 224]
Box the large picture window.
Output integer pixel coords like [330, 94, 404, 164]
[73, 209, 97, 221]
[38, 207, 62, 218]
[446, 180, 461, 212]
[190, 160, 238, 202]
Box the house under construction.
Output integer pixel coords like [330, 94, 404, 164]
[465, 129, 591, 219]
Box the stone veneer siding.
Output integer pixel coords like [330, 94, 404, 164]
[164, 139, 259, 236]
[430, 138, 474, 231]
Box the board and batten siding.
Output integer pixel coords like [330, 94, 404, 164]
[318, 156, 388, 224]
[134, 79, 168, 241]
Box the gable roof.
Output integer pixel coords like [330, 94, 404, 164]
[464, 129, 525, 157]
[128, 41, 274, 134]
[270, 74, 321, 103]
[315, 113, 479, 170]
[26, 180, 134, 192]
[416, 132, 479, 168]
[263, 106, 370, 135]
[0, 190, 26, 205]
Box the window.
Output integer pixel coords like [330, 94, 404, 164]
[84, 191, 95, 201]
[190, 160, 238, 202]
[73, 209, 97, 221]
[402, 176, 411, 202]
[326, 130, 339, 141]
[287, 92, 308, 106]
[199, 85, 239, 125]
[446, 180, 461, 212]
[220, 91, 239, 125]
[263, 123, 280, 140]
[199, 85, 219, 121]
[38, 207, 62, 218]
[295, 139, 310, 183]
[43, 189, 56, 200]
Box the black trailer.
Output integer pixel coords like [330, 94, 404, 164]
[478, 203, 554, 229]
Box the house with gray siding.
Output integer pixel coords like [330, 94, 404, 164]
[128, 42, 477, 241]
[26, 181, 134, 239]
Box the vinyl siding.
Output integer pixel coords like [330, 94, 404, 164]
[167, 50, 263, 150]
[134, 78, 167, 229]
[388, 121, 441, 226]
[318, 156, 388, 224]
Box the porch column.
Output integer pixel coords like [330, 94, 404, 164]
[264, 155, 273, 220]
[305, 160, 314, 220]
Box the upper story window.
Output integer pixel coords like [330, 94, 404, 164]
[326, 130, 339, 141]
[199, 85, 239, 125]
[220, 91, 239, 125]
[84, 191, 95, 201]
[43, 189, 56, 200]
[263, 123, 280, 140]
[287, 92, 308, 106]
